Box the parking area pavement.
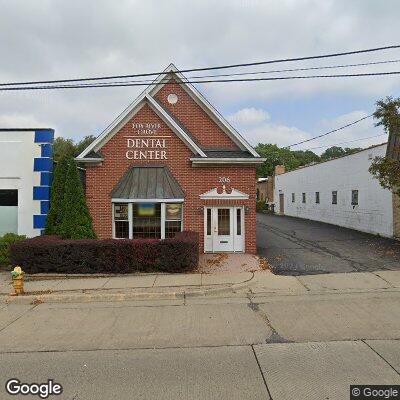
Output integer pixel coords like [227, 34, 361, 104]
[257, 212, 400, 275]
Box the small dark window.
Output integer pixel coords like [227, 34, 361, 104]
[315, 192, 320, 204]
[332, 191, 337, 205]
[206, 209, 212, 236]
[292, 193, 295, 203]
[351, 190, 359, 206]
[302, 193, 306, 203]
[236, 208, 241, 236]
[0, 190, 18, 206]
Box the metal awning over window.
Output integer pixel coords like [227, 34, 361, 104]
[111, 166, 185, 202]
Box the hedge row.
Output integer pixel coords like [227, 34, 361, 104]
[10, 231, 199, 274]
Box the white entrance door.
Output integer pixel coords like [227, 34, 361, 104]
[204, 207, 244, 253]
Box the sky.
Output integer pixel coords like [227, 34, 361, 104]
[0, 0, 399, 154]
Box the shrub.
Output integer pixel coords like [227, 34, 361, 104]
[59, 158, 96, 239]
[45, 156, 69, 235]
[10, 231, 199, 274]
[0, 233, 26, 266]
[256, 200, 267, 212]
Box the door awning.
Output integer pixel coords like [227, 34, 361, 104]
[111, 166, 185, 201]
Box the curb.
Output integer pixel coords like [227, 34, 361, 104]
[1, 281, 252, 305]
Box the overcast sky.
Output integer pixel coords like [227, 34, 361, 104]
[0, 0, 399, 154]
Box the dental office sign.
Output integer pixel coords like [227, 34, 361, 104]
[125, 122, 168, 160]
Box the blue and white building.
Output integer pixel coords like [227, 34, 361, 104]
[0, 128, 54, 237]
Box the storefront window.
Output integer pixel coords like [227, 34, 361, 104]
[132, 203, 161, 239]
[114, 203, 129, 239]
[165, 203, 183, 238]
[113, 202, 183, 239]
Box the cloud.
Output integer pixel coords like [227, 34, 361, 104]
[227, 108, 270, 126]
[0, 0, 398, 142]
[232, 107, 386, 153]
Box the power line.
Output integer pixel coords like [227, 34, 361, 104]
[1, 44, 400, 87]
[39, 58, 400, 88]
[286, 114, 374, 148]
[299, 133, 387, 151]
[2, 71, 400, 91]
[183, 58, 400, 81]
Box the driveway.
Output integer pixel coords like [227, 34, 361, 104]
[257, 212, 400, 275]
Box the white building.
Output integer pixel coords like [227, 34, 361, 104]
[0, 129, 54, 237]
[274, 143, 399, 238]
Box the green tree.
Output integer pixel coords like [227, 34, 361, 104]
[320, 146, 362, 161]
[53, 137, 76, 162]
[59, 158, 96, 239]
[44, 156, 70, 235]
[292, 149, 320, 165]
[75, 135, 96, 156]
[53, 135, 96, 161]
[255, 143, 320, 177]
[369, 96, 400, 194]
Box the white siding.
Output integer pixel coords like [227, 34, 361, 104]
[0, 131, 41, 237]
[274, 144, 394, 237]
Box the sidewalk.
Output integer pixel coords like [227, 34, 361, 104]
[1, 268, 399, 304]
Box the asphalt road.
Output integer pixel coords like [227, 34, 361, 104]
[257, 212, 400, 275]
[0, 291, 399, 400]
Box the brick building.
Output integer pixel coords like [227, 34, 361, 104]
[76, 64, 264, 253]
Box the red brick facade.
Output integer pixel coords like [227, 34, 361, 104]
[84, 80, 258, 254]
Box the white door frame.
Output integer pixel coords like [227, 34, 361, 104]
[204, 206, 245, 253]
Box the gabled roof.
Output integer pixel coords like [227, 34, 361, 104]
[147, 64, 259, 157]
[76, 63, 261, 162]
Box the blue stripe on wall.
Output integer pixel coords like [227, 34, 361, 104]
[40, 201, 50, 214]
[33, 186, 50, 201]
[34, 157, 53, 172]
[33, 129, 54, 233]
[40, 171, 53, 186]
[41, 143, 53, 158]
[34, 129, 54, 143]
[33, 215, 47, 229]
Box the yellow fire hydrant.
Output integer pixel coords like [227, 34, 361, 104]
[10, 266, 25, 295]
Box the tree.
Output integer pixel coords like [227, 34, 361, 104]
[53, 135, 96, 161]
[75, 135, 96, 156]
[292, 149, 320, 166]
[369, 96, 400, 195]
[255, 143, 320, 177]
[44, 156, 70, 235]
[320, 146, 362, 161]
[53, 137, 76, 161]
[59, 158, 96, 239]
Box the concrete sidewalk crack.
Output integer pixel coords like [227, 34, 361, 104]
[251, 345, 274, 400]
[361, 340, 400, 375]
[247, 297, 292, 344]
[0, 303, 38, 334]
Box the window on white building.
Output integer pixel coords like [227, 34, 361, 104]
[292, 193, 295, 202]
[302, 193, 306, 203]
[315, 192, 320, 204]
[351, 190, 359, 206]
[332, 191, 337, 205]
